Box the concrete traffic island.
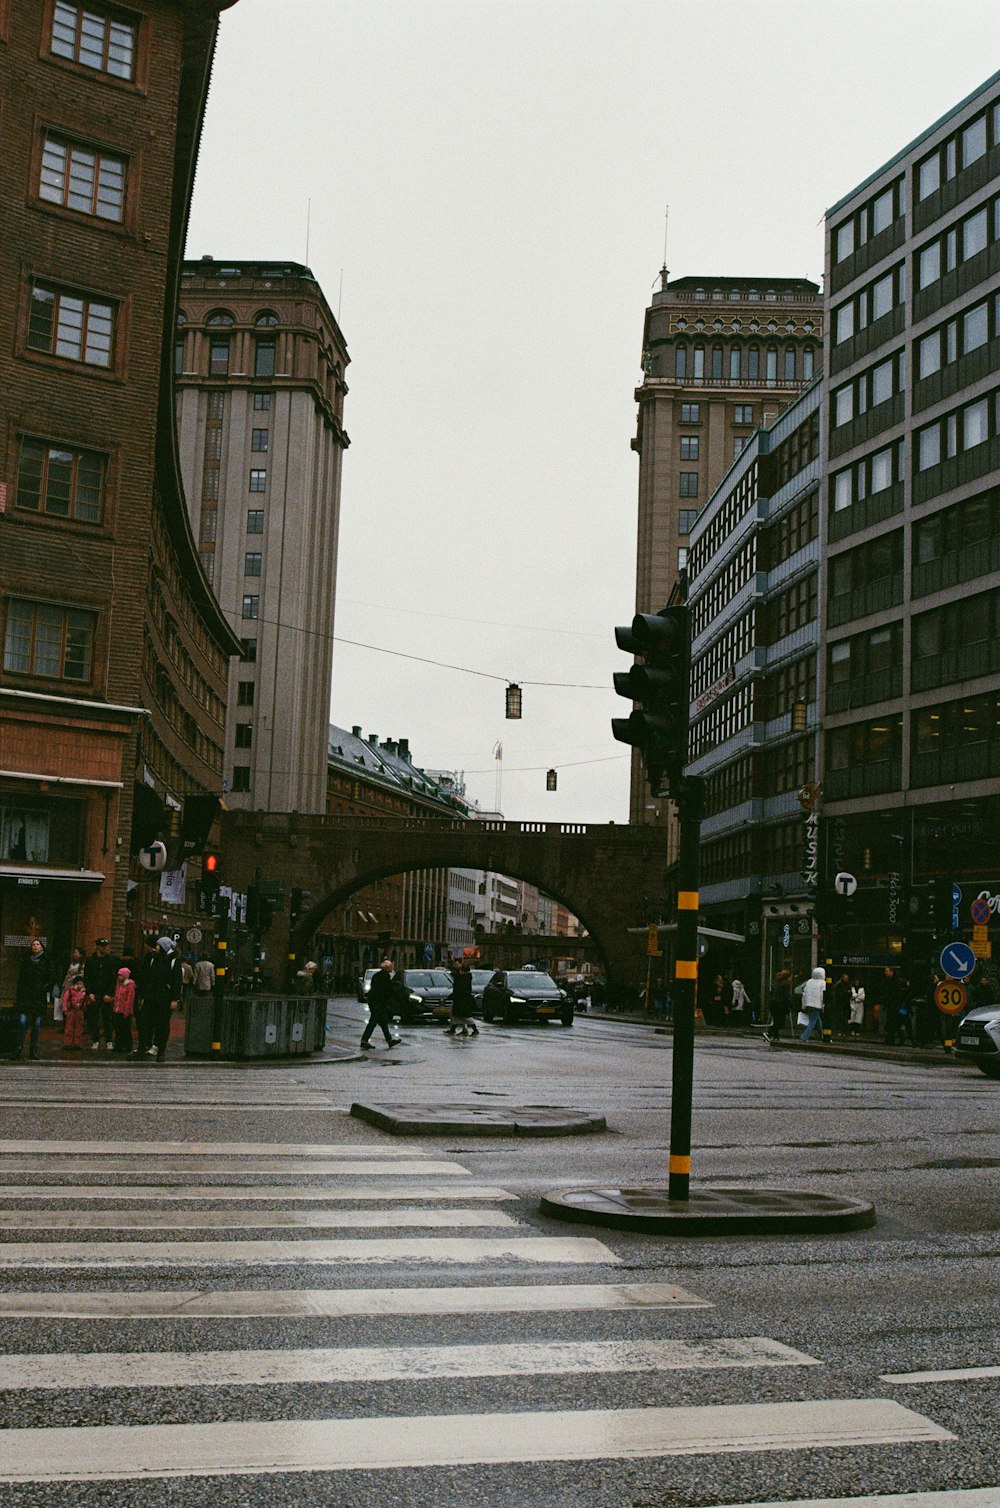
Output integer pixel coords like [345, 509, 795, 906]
[350, 1102, 607, 1137]
[539, 1184, 876, 1235]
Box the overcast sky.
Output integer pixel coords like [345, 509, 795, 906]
[186, 1, 1000, 823]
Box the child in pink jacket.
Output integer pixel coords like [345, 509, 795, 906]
[112, 966, 136, 1055]
[62, 977, 87, 1049]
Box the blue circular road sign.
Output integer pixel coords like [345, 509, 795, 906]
[940, 941, 976, 981]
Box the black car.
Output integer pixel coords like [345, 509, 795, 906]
[954, 1001, 1000, 1077]
[470, 968, 494, 1010]
[481, 970, 574, 1026]
[395, 969, 454, 1024]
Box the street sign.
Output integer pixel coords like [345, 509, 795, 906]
[834, 871, 858, 897]
[647, 923, 662, 957]
[970, 896, 991, 925]
[940, 941, 976, 981]
[138, 841, 167, 872]
[935, 980, 967, 1015]
[972, 936, 992, 960]
[952, 884, 963, 905]
[422, 943, 435, 964]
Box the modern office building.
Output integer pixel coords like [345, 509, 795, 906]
[685, 381, 822, 995]
[175, 258, 349, 814]
[819, 69, 1000, 981]
[0, 0, 239, 991]
[629, 272, 824, 828]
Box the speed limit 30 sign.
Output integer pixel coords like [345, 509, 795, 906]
[935, 981, 967, 1016]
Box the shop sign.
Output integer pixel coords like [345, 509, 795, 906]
[801, 809, 819, 888]
[887, 871, 901, 927]
[824, 953, 896, 967]
[16, 877, 40, 887]
[4, 934, 48, 948]
[694, 667, 735, 714]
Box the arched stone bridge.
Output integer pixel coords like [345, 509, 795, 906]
[221, 811, 666, 988]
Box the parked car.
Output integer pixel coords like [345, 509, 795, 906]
[356, 968, 377, 1004]
[396, 969, 454, 1024]
[954, 1001, 1000, 1077]
[481, 969, 574, 1026]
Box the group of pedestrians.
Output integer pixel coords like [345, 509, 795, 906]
[360, 956, 482, 1048]
[10, 933, 185, 1062]
[703, 973, 757, 1027]
[760, 963, 985, 1049]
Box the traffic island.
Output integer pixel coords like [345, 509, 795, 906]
[539, 1184, 876, 1235]
[350, 1102, 607, 1137]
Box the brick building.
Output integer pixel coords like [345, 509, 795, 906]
[0, 1, 239, 998]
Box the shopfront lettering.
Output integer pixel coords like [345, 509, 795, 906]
[801, 809, 819, 888]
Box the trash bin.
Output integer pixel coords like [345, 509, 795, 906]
[185, 994, 323, 1059]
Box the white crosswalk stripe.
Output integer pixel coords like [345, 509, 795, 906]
[0, 1135, 958, 1493]
[715, 1494, 1000, 1508]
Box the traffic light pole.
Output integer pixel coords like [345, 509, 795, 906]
[668, 774, 705, 1202]
[211, 896, 229, 1057]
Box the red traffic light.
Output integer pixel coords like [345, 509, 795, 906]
[204, 852, 220, 875]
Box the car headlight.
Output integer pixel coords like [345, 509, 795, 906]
[510, 996, 526, 1005]
[409, 993, 422, 1004]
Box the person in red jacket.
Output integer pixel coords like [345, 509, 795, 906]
[61, 976, 87, 1049]
[112, 966, 136, 1055]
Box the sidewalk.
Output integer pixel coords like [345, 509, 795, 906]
[586, 1006, 958, 1068]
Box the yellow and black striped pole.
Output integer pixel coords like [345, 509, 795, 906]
[211, 899, 229, 1057]
[668, 775, 705, 1202]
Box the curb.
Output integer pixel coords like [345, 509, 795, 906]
[351, 1102, 607, 1137]
[539, 1183, 877, 1236]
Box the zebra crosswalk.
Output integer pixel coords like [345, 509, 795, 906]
[0, 1134, 977, 1499]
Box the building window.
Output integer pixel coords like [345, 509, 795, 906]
[205, 310, 234, 327]
[244, 551, 262, 577]
[38, 133, 127, 221]
[174, 337, 184, 376]
[50, 2, 137, 80]
[784, 348, 796, 381]
[728, 347, 741, 380]
[199, 508, 217, 544]
[680, 435, 699, 460]
[802, 346, 815, 381]
[674, 345, 687, 380]
[199, 550, 215, 584]
[241, 595, 259, 620]
[236, 681, 255, 707]
[253, 391, 271, 410]
[678, 509, 698, 535]
[246, 509, 264, 534]
[747, 346, 760, 380]
[679, 472, 698, 498]
[249, 469, 266, 493]
[27, 283, 114, 368]
[208, 337, 229, 376]
[234, 723, 252, 749]
[3, 599, 94, 681]
[733, 436, 749, 459]
[679, 402, 700, 422]
[677, 547, 688, 573]
[711, 346, 723, 380]
[765, 348, 777, 381]
[240, 637, 257, 663]
[692, 346, 705, 380]
[254, 310, 279, 326]
[733, 404, 754, 425]
[231, 766, 251, 792]
[251, 428, 269, 452]
[16, 438, 103, 523]
[254, 338, 276, 378]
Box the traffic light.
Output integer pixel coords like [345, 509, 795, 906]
[290, 887, 311, 924]
[198, 851, 221, 913]
[612, 606, 691, 796]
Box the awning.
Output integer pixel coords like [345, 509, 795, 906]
[0, 866, 106, 886]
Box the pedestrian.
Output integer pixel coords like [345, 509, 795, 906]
[194, 952, 214, 997]
[84, 937, 119, 1051]
[361, 959, 402, 1048]
[832, 972, 852, 1038]
[730, 977, 752, 1022]
[887, 971, 915, 1046]
[295, 960, 318, 995]
[849, 976, 866, 1038]
[61, 972, 87, 1049]
[60, 946, 85, 996]
[180, 955, 195, 1008]
[132, 934, 158, 1057]
[874, 966, 903, 1044]
[446, 958, 479, 1037]
[763, 968, 792, 1044]
[798, 966, 827, 1043]
[143, 937, 183, 1062]
[707, 973, 726, 1027]
[112, 966, 136, 1055]
[15, 939, 57, 1060]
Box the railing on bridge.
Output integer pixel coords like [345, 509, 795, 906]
[287, 815, 604, 836]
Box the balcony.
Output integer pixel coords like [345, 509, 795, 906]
[824, 758, 901, 801]
[912, 533, 1000, 597]
[912, 638, 1000, 692]
[828, 481, 904, 544]
[825, 664, 903, 714]
[827, 574, 904, 629]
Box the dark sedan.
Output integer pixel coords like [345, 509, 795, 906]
[481, 970, 574, 1026]
[396, 969, 454, 1024]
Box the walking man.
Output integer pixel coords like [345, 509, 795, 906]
[763, 968, 792, 1044]
[361, 959, 402, 1048]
